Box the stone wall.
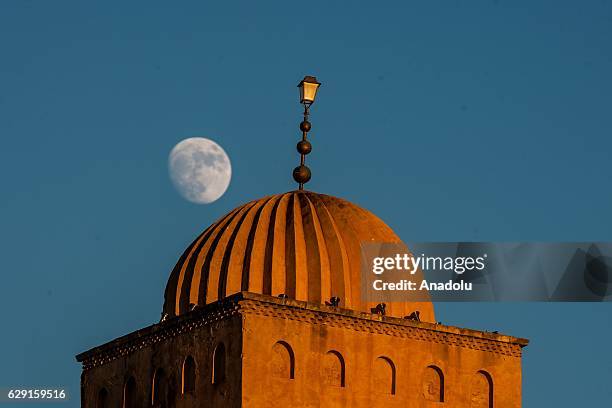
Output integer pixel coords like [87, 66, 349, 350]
[78, 307, 243, 408]
[240, 295, 524, 408]
[77, 292, 526, 408]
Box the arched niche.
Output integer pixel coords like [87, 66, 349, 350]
[423, 365, 444, 402]
[182, 355, 196, 395]
[96, 388, 108, 408]
[471, 370, 493, 408]
[322, 350, 345, 387]
[122, 376, 137, 408]
[373, 356, 396, 395]
[212, 343, 226, 384]
[152, 368, 169, 407]
[271, 341, 295, 379]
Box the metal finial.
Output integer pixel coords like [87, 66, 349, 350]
[293, 76, 320, 189]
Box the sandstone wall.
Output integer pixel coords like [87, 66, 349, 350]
[241, 300, 523, 408]
[79, 314, 242, 408]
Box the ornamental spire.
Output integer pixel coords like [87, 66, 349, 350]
[292, 76, 321, 190]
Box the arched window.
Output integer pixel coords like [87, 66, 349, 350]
[373, 356, 396, 395]
[212, 343, 226, 384]
[423, 365, 444, 402]
[152, 368, 168, 407]
[471, 370, 493, 408]
[96, 388, 108, 408]
[122, 376, 137, 408]
[322, 350, 345, 387]
[182, 356, 196, 395]
[271, 341, 295, 379]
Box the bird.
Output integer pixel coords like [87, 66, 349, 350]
[325, 296, 341, 307]
[371, 303, 386, 316]
[404, 311, 421, 322]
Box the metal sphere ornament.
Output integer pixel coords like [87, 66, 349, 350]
[292, 165, 311, 184]
[297, 140, 312, 155]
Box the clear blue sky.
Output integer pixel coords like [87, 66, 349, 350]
[1, 1, 611, 406]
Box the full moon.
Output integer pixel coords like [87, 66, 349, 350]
[168, 137, 232, 204]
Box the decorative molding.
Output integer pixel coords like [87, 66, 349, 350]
[238, 299, 523, 358]
[77, 300, 241, 370]
[76, 292, 525, 371]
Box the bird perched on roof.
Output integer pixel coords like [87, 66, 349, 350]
[325, 296, 341, 307]
[371, 303, 386, 316]
[404, 311, 421, 322]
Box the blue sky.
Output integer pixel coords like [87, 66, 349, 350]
[1, 1, 611, 406]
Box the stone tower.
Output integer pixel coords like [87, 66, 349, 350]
[76, 191, 528, 407]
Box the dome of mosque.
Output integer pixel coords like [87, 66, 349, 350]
[163, 190, 435, 321]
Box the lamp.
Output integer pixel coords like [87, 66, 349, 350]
[298, 76, 321, 106]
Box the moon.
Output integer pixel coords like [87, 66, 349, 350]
[168, 137, 232, 204]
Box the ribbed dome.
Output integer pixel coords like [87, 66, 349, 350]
[163, 191, 434, 321]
